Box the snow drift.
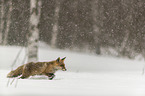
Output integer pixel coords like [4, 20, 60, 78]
[0, 45, 145, 96]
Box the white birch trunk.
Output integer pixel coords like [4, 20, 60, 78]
[0, 0, 4, 45]
[51, 1, 60, 48]
[3, 0, 12, 45]
[27, 0, 41, 62]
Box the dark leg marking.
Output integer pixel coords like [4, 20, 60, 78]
[46, 73, 55, 80]
[20, 75, 29, 79]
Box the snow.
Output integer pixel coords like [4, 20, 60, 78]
[0, 45, 145, 96]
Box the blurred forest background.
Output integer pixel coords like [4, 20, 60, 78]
[0, 0, 144, 59]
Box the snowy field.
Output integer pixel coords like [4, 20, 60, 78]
[0, 45, 145, 96]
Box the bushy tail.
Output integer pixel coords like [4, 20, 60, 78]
[7, 65, 24, 78]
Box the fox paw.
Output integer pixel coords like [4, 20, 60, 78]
[49, 75, 55, 80]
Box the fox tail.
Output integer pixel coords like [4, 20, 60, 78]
[7, 65, 23, 78]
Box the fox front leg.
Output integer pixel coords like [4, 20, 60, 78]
[46, 73, 55, 80]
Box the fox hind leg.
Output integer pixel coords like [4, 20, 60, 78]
[19, 71, 31, 79]
[45, 73, 55, 80]
[20, 75, 30, 79]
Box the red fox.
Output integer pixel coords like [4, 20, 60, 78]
[7, 57, 67, 80]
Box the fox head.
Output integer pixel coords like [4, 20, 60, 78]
[55, 57, 67, 71]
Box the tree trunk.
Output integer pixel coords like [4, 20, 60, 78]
[0, 0, 4, 45]
[119, 30, 130, 56]
[142, 49, 145, 75]
[51, 0, 60, 48]
[27, 0, 41, 62]
[70, 0, 78, 49]
[3, 0, 12, 45]
[92, 0, 101, 55]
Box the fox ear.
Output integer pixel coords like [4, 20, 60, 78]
[61, 57, 66, 60]
[56, 57, 60, 62]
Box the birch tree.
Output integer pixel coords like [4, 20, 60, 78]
[51, 0, 61, 48]
[27, 0, 41, 62]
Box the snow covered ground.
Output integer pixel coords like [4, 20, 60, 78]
[0, 45, 145, 96]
